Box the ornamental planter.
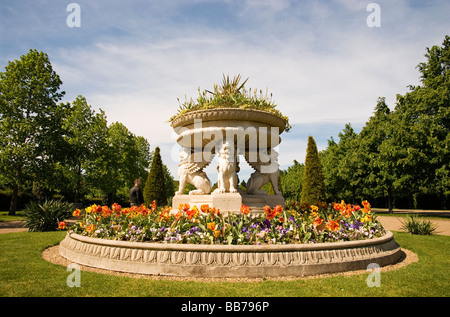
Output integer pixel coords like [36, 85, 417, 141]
[171, 108, 288, 213]
[59, 230, 402, 278]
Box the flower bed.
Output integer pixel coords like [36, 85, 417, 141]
[70, 200, 386, 245]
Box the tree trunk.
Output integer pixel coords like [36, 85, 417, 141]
[387, 187, 393, 214]
[8, 183, 19, 216]
[75, 165, 82, 204]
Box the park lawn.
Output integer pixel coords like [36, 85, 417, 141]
[0, 211, 26, 222]
[0, 231, 449, 297]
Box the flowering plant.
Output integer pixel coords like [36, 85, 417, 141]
[70, 200, 385, 245]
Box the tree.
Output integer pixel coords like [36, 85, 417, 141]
[84, 122, 151, 205]
[58, 95, 108, 203]
[357, 97, 397, 212]
[320, 137, 341, 202]
[143, 147, 167, 206]
[279, 160, 304, 202]
[0, 49, 65, 215]
[320, 124, 360, 203]
[393, 35, 450, 208]
[300, 136, 325, 204]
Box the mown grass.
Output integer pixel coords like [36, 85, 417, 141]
[0, 230, 449, 298]
[0, 211, 26, 222]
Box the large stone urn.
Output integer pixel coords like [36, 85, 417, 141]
[171, 108, 287, 213]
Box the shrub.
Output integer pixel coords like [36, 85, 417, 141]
[300, 136, 325, 204]
[24, 199, 73, 232]
[401, 215, 438, 235]
[143, 147, 167, 206]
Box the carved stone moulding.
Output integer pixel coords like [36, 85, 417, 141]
[171, 108, 287, 132]
[172, 108, 286, 150]
[59, 231, 402, 278]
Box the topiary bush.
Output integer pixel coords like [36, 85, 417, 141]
[24, 199, 74, 232]
[143, 147, 168, 206]
[300, 136, 326, 204]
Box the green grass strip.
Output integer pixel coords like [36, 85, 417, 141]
[0, 231, 449, 297]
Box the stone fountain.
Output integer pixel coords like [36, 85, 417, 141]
[171, 107, 286, 214]
[58, 77, 403, 278]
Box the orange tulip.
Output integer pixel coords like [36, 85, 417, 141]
[207, 222, 216, 231]
[72, 209, 81, 218]
[240, 204, 250, 215]
[326, 220, 340, 232]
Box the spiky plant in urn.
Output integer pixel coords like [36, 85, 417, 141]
[170, 75, 291, 213]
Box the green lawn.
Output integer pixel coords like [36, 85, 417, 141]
[0, 211, 26, 222]
[0, 230, 449, 298]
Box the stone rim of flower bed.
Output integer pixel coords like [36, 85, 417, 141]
[63, 229, 396, 251]
[59, 230, 402, 278]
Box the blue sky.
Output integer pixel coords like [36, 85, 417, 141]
[1, 0, 449, 182]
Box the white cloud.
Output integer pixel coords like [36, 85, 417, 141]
[8, 0, 447, 179]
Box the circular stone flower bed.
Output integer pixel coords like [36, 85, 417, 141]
[59, 201, 402, 278]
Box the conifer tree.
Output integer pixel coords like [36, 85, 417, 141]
[300, 136, 326, 204]
[143, 147, 167, 206]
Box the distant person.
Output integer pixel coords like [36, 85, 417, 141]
[129, 178, 144, 207]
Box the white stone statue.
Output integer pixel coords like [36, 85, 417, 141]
[214, 141, 239, 193]
[176, 148, 213, 195]
[245, 149, 282, 195]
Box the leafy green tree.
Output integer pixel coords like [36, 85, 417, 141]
[0, 49, 65, 215]
[162, 164, 175, 202]
[320, 124, 360, 203]
[320, 137, 341, 202]
[300, 136, 325, 204]
[393, 35, 450, 208]
[279, 160, 304, 202]
[143, 147, 167, 206]
[85, 122, 151, 205]
[357, 97, 397, 212]
[58, 95, 108, 203]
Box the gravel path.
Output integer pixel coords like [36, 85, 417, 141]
[377, 216, 450, 236]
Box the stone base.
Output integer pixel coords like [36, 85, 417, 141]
[172, 193, 285, 214]
[242, 194, 285, 214]
[59, 231, 403, 278]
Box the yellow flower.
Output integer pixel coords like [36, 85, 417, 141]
[213, 230, 221, 238]
[207, 222, 216, 231]
[86, 224, 96, 233]
[85, 204, 96, 214]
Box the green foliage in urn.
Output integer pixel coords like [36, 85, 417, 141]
[300, 136, 326, 204]
[170, 74, 291, 131]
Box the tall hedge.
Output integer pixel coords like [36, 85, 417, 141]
[143, 147, 167, 206]
[300, 136, 325, 204]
